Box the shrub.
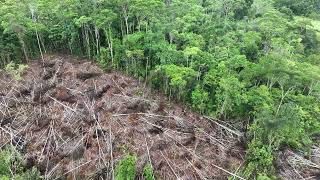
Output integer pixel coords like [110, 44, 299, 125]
[5, 62, 28, 81]
[143, 163, 155, 180]
[115, 155, 137, 180]
[243, 139, 274, 179]
[0, 146, 42, 180]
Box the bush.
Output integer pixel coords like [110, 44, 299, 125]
[143, 163, 155, 180]
[115, 155, 137, 180]
[243, 139, 274, 179]
[0, 146, 42, 180]
[5, 62, 28, 81]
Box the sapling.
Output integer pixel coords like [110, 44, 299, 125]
[5, 62, 28, 81]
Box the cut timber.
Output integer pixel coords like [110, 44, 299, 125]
[76, 72, 101, 81]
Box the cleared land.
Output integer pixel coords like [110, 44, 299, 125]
[0, 55, 245, 179]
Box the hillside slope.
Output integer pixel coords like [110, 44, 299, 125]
[0, 55, 245, 179]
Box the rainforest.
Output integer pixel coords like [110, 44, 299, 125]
[0, 0, 320, 179]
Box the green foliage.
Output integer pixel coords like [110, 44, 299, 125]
[0, 146, 42, 180]
[192, 85, 210, 114]
[1, 0, 320, 179]
[243, 139, 274, 179]
[241, 31, 262, 61]
[143, 163, 155, 180]
[215, 75, 247, 118]
[97, 47, 111, 70]
[0, 147, 12, 176]
[15, 167, 42, 180]
[5, 62, 28, 80]
[243, 100, 320, 178]
[153, 64, 197, 100]
[274, 0, 319, 16]
[115, 155, 137, 180]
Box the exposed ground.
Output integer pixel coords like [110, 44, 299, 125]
[0, 55, 246, 179]
[1, 55, 319, 180]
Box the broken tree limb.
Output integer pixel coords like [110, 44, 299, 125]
[204, 116, 243, 137]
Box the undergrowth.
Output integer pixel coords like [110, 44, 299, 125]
[143, 163, 155, 180]
[115, 154, 137, 180]
[5, 62, 28, 81]
[115, 155, 155, 180]
[0, 146, 42, 180]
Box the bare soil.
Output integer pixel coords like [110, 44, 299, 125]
[0, 55, 245, 180]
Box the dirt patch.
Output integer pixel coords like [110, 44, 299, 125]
[0, 55, 245, 179]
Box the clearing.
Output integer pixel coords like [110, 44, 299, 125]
[0, 55, 245, 179]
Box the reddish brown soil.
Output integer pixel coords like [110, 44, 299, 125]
[0, 55, 245, 179]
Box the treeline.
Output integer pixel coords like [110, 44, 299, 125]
[1, 0, 320, 179]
